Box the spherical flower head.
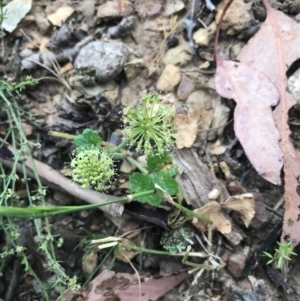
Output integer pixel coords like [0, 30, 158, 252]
[160, 227, 193, 253]
[71, 149, 114, 191]
[123, 93, 175, 155]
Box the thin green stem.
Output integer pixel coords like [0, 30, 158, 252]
[0, 190, 155, 218]
[122, 241, 207, 258]
[108, 139, 128, 153]
[127, 157, 149, 175]
[172, 201, 212, 224]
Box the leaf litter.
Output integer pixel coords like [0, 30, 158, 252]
[3, 0, 300, 298]
[58, 269, 190, 301]
[237, 0, 300, 248]
[193, 193, 255, 234]
[216, 0, 300, 249]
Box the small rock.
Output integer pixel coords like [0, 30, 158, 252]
[107, 16, 135, 38]
[48, 6, 75, 27]
[164, 0, 185, 16]
[210, 141, 227, 155]
[119, 181, 129, 189]
[208, 188, 220, 200]
[227, 181, 248, 195]
[21, 123, 33, 136]
[193, 21, 216, 46]
[177, 74, 194, 100]
[156, 64, 181, 92]
[80, 210, 90, 218]
[74, 41, 128, 83]
[34, 8, 51, 34]
[120, 159, 136, 173]
[167, 34, 179, 49]
[238, 278, 252, 291]
[227, 251, 246, 277]
[148, 3, 162, 16]
[82, 251, 98, 278]
[137, 155, 147, 167]
[215, 0, 254, 35]
[163, 41, 192, 66]
[109, 131, 123, 146]
[124, 58, 146, 81]
[280, 0, 300, 14]
[230, 42, 246, 60]
[90, 224, 101, 231]
[199, 61, 210, 69]
[97, 0, 134, 18]
[199, 51, 215, 61]
[248, 276, 270, 300]
[20, 48, 33, 58]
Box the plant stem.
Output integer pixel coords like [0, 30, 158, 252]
[165, 195, 212, 224]
[48, 131, 75, 140]
[121, 240, 207, 257]
[127, 156, 149, 175]
[0, 190, 155, 219]
[48, 131, 127, 155]
[108, 139, 128, 153]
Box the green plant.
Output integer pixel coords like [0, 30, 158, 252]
[0, 77, 80, 300]
[123, 93, 175, 155]
[0, 0, 6, 37]
[71, 149, 114, 191]
[129, 151, 179, 206]
[160, 227, 194, 253]
[0, 76, 38, 93]
[0, 88, 213, 297]
[264, 241, 297, 269]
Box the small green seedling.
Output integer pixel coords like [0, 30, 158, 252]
[263, 241, 297, 269]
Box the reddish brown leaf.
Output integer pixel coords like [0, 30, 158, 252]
[215, 56, 282, 185]
[58, 269, 190, 301]
[237, 0, 300, 247]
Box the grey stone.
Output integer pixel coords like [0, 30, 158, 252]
[74, 41, 128, 83]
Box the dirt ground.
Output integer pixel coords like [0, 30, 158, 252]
[1, 0, 300, 300]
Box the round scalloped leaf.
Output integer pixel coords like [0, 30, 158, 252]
[74, 129, 102, 152]
[146, 151, 172, 172]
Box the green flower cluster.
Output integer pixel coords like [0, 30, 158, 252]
[160, 227, 193, 253]
[71, 149, 114, 191]
[123, 93, 175, 155]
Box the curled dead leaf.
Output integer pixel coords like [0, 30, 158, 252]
[193, 201, 231, 234]
[222, 193, 255, 227]
[174, 113, 198, 148]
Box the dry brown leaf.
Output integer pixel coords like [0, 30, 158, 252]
[174, 113, 198, 148]
[57, 269, 190, 301]
[193, 201, 231, 234]
[222, 193, 255, 227]
[215, 57, 282, 185]
[174, 89, 218, 148]
[237, 0, 300, 246]
[116, 249, 138, 262]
